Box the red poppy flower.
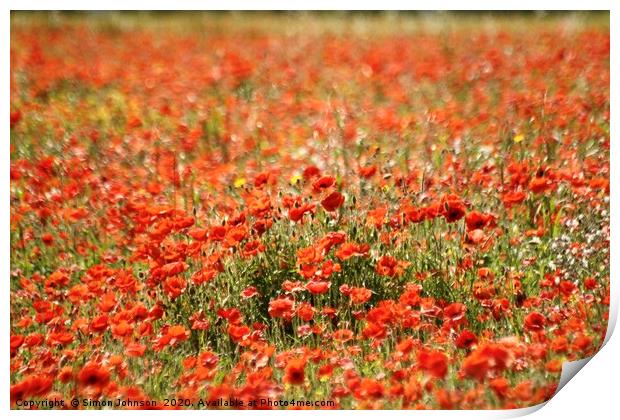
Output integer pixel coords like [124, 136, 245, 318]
[376, 255, 409, 277]
[460, 343, 513, 381]
[524, 311, 546, 332]
[167, 325, 190, 344]
[188, 227, 208, 240]
[321, 191, 344, 212]
[78, 361, 111, 389]
[349, 287, 373, 304]
[313, 175, 336, 191]
[10, 110, 22, 128]
[125, 342, 147, 357]
[442, 199, 467, 223]
[465, 211, 495, 231]
[359, 165, 377, 178]
[354, 378, 385, 400]
[289, 203, 315, 222]
[10, 335, 24, 354]
[268, 297, 295, 320]
[284, 358, 306, 385]
[443, 302, 467, 325]
[335, 242, 370, 260]
[305, 280, 331, 294]
[332, 329, 354, 342]
[502, 190, 527, 208]
[241, 286, 259, 299]
[227, 324, 251, 343]
[455, 329, 478, 349]
[303, 166, 321, 179]
[297, 302, 315, 321]
[163, 276, 186, 299]
[417, 349, 449, 379]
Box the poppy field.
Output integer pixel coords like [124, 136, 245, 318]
[9, 12, 610, 410]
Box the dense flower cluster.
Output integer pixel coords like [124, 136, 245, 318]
[10, 13, 609, 409]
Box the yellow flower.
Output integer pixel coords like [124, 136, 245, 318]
[233, 177, 246, 188]
[513, 134, 525, 143]
[290, 175, 302, 185]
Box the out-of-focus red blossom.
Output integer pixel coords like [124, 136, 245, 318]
[289, 203, 315, 222]
[11, 374, 54, 404]
[417, 349, 449, 379]
[163, 276, 186, 299]
[359, 165, 377, 178]
[443, 302, 467, 325]
[125, 343, 147, 357]
[465, 211, 495, 231]
[8, 16, 609, 410]
[313, 176, 335, 192]
[306, 280, 331, 294]
[353, 378, 385, 401]
[268, 297, 295, 320]
[297, 302, 315, 321]
[524, 312, 546, 332]
[321, 191, 344, 212]
[455, 330, 478, 349]
[489, 377, 510, 399]
[241, 286, 259, 299]
[10, 335, 24, 355]
[78, 361, 111, 390]
[284, 358, 307, 385]
[10, 110, 22, 128]
[153, 325, 189, 350]
[303, 166, 321, 179]
[227, 324, 251, 343]
[502, 191, 527, 208]
[376, 255, 410, 277]
[441, 195, 467, 223]
[460, 343, 513, 381]
[349, 287, 373, 304]
[335, 242, 370, 260]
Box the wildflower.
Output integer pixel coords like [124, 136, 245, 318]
[524, 312, 546, 332]
[284, 358, 306, 385]
[417, 349, 449, 379]
[321, 191, 345, 212]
